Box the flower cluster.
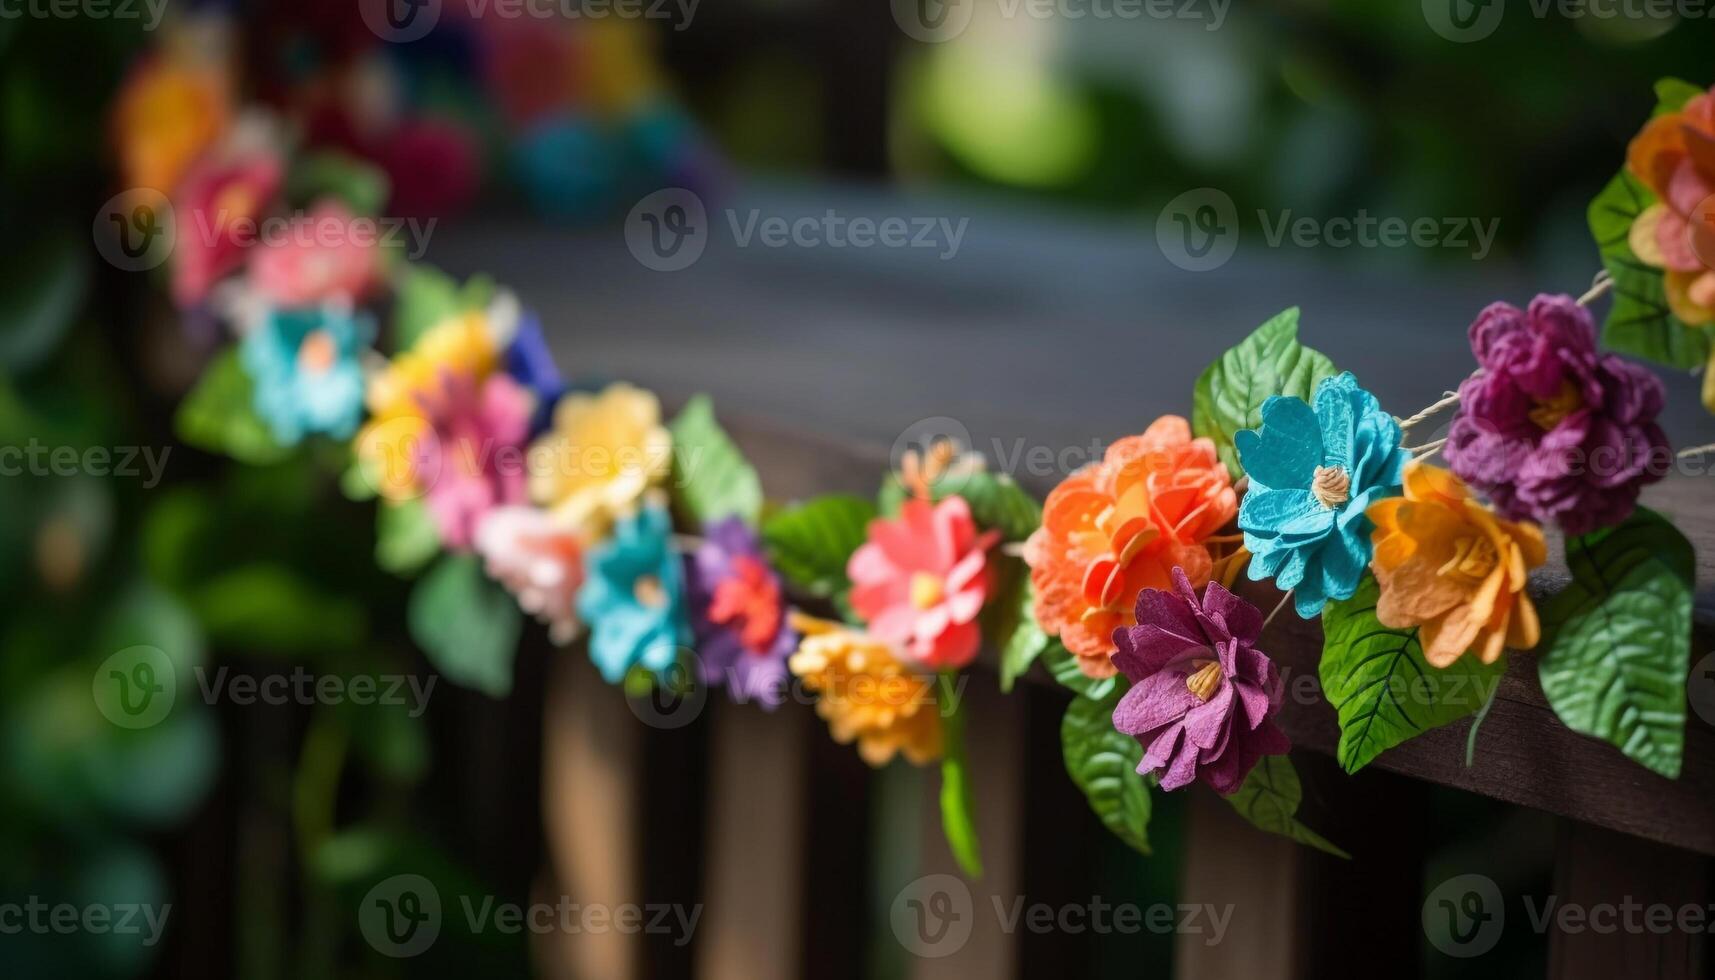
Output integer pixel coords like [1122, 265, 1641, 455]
[1626, 84, 1715, 327]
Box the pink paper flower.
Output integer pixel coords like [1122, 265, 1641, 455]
[412, 372, 534, 550]
[475, 505, 584, 644]
[1111, 567, 1290, 795]
[848, 496, 999, 670]
[172, 151, 283, 307]
[247, 199, 380, 306]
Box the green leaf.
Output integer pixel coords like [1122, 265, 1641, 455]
[1321, 576, 1506, 774]
[1038, 639, 1118, 701]
[998, 579, 1048, 693]
[191, 563, 368, 655]
[937, 672, 983, 878]
[392, 265, 496, 350]
[1654, 77, 1703, 115]
[1061, 685, 1152, 854]
[0, 230, 88, 375]
[1192, 307, 1339, 479]
[407, 555, 523, 698]
[174, 349, 294, 465]
[1225, 755, 1349, 858]
[1537, 508, 1692, 778]
[375, 499, 441, 577]
[759, 495, 876, 600]
[285, 151, 391, 217]
[667, 394, 763, 528]
[1587, 170, 1712, 370]
[958, 471, 1042, 542]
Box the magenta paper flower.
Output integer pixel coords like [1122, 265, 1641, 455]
[1111, 567, 1289, 795]
[1444, 294, 1670, 535]
[172, 151, 283, 307]
[848, 496, 999, 670]
[412, 372, 534, 550]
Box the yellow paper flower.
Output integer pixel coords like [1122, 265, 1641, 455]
[1367, 460, 1547, 668]
[113, 59, 231, 194]
[527, 382, 670, 536]
[787, 613, 942, 767]
[355, 311, 500, 499]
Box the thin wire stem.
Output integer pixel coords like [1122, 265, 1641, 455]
[1264, 589, 1294, 629]
[1577, 269, 1613, 306]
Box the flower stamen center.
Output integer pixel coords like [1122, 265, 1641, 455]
[1528, 380, 1582, 431]
[1311, 466, 1351, 509]
[909, 571, 945, 610]
[633, 574, 667, 609]
[1185, 659, 1222, 702]
[298, 329, 337, 374]
[1439, 535, 1498, 581]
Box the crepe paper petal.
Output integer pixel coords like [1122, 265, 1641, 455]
[240, 304, 373, 446]
[848, 496, 997, 671]
[1239, 372, 1407, 618]
[1025, 416, 1236, 677]
[787, 613, 941, 767]
[577, 504, 691, 684]
[1111, 569, 1287, 794]
[528, 382, 673, 540]
[685, 516, 798, 708]
[1444, 295, 1670, 536]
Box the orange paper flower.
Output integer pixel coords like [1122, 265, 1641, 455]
[786, 613, 942, 766]
[1625, 86, 1715, 326]
[1024, 416, 1237, 679]
[1367, 460, 1547, 668]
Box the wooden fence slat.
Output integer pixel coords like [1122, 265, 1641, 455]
[1175, 787, 1302, 980]
[696, 700, 808, 980]
[1546, 820, 1710, 980]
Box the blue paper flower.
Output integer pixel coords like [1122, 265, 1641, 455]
[241, 304, 373, 445]
[503, 310, 566, 436]
[577, 504, 690, 683]
[1235, 372, 1408, 618]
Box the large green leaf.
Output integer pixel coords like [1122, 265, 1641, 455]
[1225, 755, 1349, 858]
[407, 555, 522, 698]
[1192, 308, 1338, 479]
[392, 265, 496, 350]
[375, 499, 441, 577]
[285, 151, 391, 217]
[759, 495, 876, 600]
[1654, 77, 1703, 116]
[998, 580, 1048, 693]
[1321, 576, 1506, 774]
[937, 672, 983, 878]
[1061, 685, 1152, 855]
[174, 348, 294, 465]
[1587, 170, 1712, 370]
[1537, 508, 1692, 778]
[668, 394, 763, 528]
[1038, 639, 1118, 701]
[191, 563, 368, 655]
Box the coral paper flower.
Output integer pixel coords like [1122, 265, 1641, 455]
[1625, 86, 1715, 326]
[412, 373, 535, 551]
[577, 504, 689, 684]
[1444, 295, 1669, 536]
[171, 152, 284, 307]
[1368, 461, 1547, 668]
[1024, 416, 1237, 678]
[247, 199, 380, 306]
[787, 613, 942, 766]
[475, 505, 585, 645]
[1112, 568, 1290, 794]
[686, 517, 798, 707]
[240, 304, 373, 444]
[849, 496, 999, 670]
[527, 383, 672, 538]
[1237, 372, 1409, 618]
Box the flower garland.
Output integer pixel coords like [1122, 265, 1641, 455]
[119, 57, 1715, 872]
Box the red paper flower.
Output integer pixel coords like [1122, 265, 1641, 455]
[848, 496, 999, 670]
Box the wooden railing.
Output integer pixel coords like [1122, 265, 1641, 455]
[534, 413, 1715, 980]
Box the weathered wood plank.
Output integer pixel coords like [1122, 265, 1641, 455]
[1546, 820, 1709, 979]
[1175, 788, 1302, 980]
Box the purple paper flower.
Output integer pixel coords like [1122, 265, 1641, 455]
[1444, 295, 1670, 536]
[1111, 567, 1289, 795]
[686, 517, 798, 708]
